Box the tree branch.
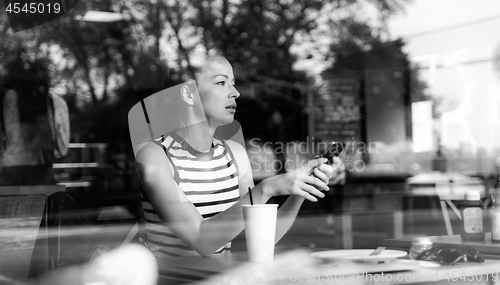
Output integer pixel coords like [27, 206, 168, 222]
[166, 2, 195, 78]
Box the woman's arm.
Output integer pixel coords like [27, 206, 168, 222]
[227, 141, 334, 244]
[270, 158, 343, 242]
[136, 141, 328, 256]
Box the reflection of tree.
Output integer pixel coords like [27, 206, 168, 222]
[328, 38, 425, 85]
[1, 0, 414, 102]
[0, 54, 71, 184]
[0, 0, 415, 170]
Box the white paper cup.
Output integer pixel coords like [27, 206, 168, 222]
[242, 204, 278, 262]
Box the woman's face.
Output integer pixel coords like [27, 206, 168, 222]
[196, 57, 240, 127]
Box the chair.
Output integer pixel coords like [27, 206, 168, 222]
[408, 172, 487, 236]
[436, 180, 490, 236]
[96, 204, 140, 247]
[90, 200, 143, 260]
[28, 192, 143, 280]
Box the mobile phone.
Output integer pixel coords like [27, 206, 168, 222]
[320, 141, 344, 164]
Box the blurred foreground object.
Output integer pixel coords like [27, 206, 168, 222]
[33, 244, 158, 285]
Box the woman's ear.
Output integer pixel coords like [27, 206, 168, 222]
[181, 85, 195, 106]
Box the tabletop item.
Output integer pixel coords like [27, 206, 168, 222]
[409, 237, 433, 260]
[320, 141, 344, 164]
[242, 204, 278, 262]
[461, 190, 485, 241]
[384, 233, 500, 256]
[310, 249, 407, 263]
[248, 187, 254, 205]
[416, 244, 485, 265]
[491, 185, 500, 243]
[393, 259, 440, 268]
[369, 246, 386, 256]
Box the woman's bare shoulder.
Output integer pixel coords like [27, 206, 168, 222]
[225, 139, 245, 152]
[225, 140, 249, 175]
[135, 141, 169, 165]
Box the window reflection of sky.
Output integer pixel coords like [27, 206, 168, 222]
[388, 0, 500, 154]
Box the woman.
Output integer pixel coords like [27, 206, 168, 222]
[134, 55, 341, 257]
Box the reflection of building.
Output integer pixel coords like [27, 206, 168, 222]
[411, 101, 433, 152]
[316, 74, 364, 143]
[319, 41, 413, 154]
[414, 47, 500, 154]
[318, 39, 500, 175]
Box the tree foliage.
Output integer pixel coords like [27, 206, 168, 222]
[1, 0, 414, 146]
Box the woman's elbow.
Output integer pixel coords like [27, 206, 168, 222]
[191, 238, 217, 257]
[193, 246, 214, 257]
[199, 251, 214, 258]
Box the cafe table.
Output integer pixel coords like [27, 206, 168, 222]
[155, 243, 500, 285]
[382, 233, 500, 285]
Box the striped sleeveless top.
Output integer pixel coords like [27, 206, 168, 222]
[140, 133, 240, 257]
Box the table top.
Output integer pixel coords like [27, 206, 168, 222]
[407, 172, 483, 185]
[384, 233, 500, 256]
[156, 246, 500, 285]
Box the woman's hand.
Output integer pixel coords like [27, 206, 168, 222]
[261, 158, 331, 202]
[315, 157, 346, 185]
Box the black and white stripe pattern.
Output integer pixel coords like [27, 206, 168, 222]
[141, 133, 240, 257]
